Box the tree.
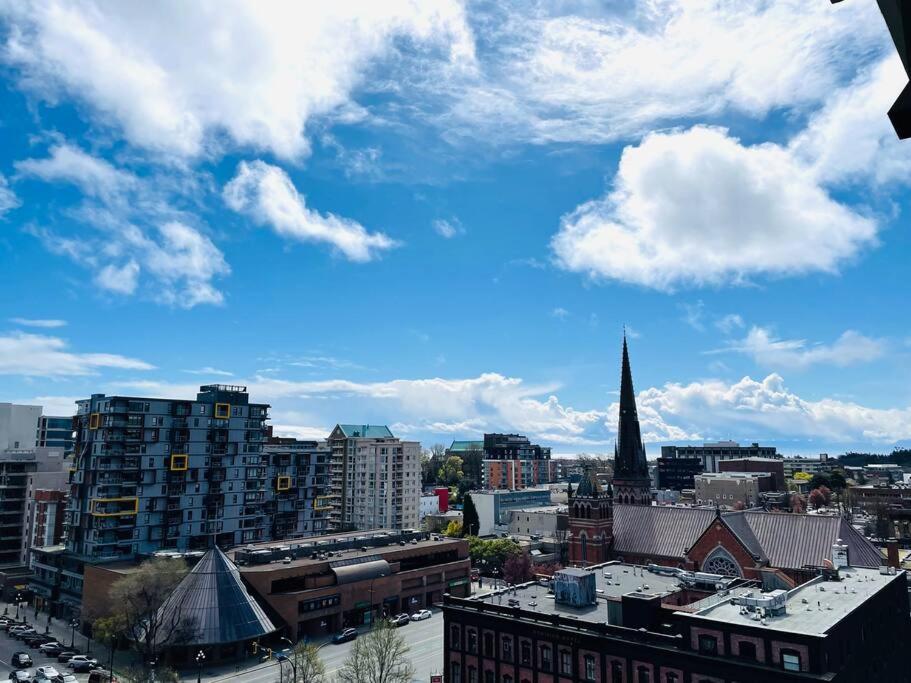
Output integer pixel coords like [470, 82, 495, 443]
[443, 520, 463, 538]
[337, 620, 415, 683]
[817, 485, 832, 506]
[502, 551, 534, 585]
[829, 470, 847, 492]
[288, 642, 326, 683]
[808, 488, 826, 510]
[789, 493, 806, 513]
[438, 455, 464, 486]
[428, 444, 447, 484]
[809, 473, 832, 491]
[462, 494, 480, 537]
[100, 557, 190, 661]
[420, 449, 435, 487]
[467, 537, 522, 575]
[793, 471, 812, 482]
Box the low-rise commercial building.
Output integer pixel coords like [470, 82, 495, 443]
[443, 562, 911, 682]
[507, 505, 568, 539]
[694, 472, 775, 509]
[420, 494, 441, 520]
[471, 488, 552, 537]
[719, 457, 786, 491]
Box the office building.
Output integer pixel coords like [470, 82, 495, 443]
[327, 424, 420, 532]
[36, 415, 75, 454]
[862, 463, 904, 485]
[0, 403, 42, 451]
[781, 454, 836, 479]
[656, 456, 702, 490]
[480, 433, 554, 490]
[470, 488, 552, 536]
[719, 457, 786, 490]
[262, 436, 332, 539]
[66, 385, 271, 561]
[443, 562, 911, 682]
[662, 441, 779, 474]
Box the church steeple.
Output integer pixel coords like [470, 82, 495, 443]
[612, 334, 652, 505]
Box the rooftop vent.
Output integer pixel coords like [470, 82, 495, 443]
[731, 589, 788, 617]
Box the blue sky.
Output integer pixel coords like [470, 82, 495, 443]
[0, 1, 909, 456]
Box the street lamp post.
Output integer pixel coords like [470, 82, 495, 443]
[14, 592, 22, 620]
[279, 637, 297, 683]
[70, 619, 79, 649]
[195, 650, 206, 683]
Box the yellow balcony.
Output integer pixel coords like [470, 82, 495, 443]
[214, 403, 230, 419]
[170, 454, 189, 471]
[90, 497, 139, 517]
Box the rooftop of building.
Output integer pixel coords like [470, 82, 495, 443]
[509, 505, 566, 515]
[470, 487, 552, 497]
[696, 471, 773, 480]
[228, 529, 465, 573]
[470, 562, 734, 625]
[687, 566, 903, 635]
[448, 440, 484, 451]
[332, 424, 394, 439]
[719, 457, 785, 463]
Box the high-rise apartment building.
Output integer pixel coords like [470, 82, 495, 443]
[263, 436, 332, 539]
[327, 424, 420, 532]
[66, 385, 271, 561]
[0, 403, 42, 451]
[36, 416, 75, 454]
[480, 433, 554, 490]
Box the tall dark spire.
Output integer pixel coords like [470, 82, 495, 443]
[612, 334, 651, 504]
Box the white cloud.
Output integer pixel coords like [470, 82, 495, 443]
[182, 367, 234, 377]
[432, 218, 463, 239]
[95, 260, 139, 295]
[552, 126, 878, 290]
[9, 318, 66, 329]
[712, 326, 886, 370]
[224, 160, 398, 262]
[551, 307, 570, 320]
[680, 300, 705, 331]
[445, 0, 886, 145]
[19, 395, 81, 417]
[0, 175, 20, 216]
[15, 143, 137, 201]
[2, 1, 474, 160]
[715, 314, 745, 335]
[0, 331, 153, 377]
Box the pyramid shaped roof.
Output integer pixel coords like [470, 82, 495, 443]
[151, 547, 276, 646]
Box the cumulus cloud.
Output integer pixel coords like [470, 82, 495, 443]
[17, 144, 229, 306]
[224, 160, 398, 262]
[551, 126, 878, 290]
[711, 326, 886, 370]
[0, 331, 153, 377]
[2, 1, 474, 160]
[0, 175, 20, 217]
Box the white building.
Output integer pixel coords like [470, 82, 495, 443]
[0, 403, 42, 451]
[470, 488, 552, 536]
[420, 494, 440, 520]
[328, 424, 421, 531]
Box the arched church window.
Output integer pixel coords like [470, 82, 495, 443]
[703, 548, 741, 577]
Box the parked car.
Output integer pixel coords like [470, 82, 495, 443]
[56, 652, 79, 663]
[51, 674, 77, 683]
[331, 628, 358, 644]
[87, 669, 116, 683]
[410, 609, 432, 621]
[389, 613, 410, 627]
[11, 628, 36, 640]
[11, 652, 31, 668]
[39, 642, 64, 655]
[8, 671, 29, 683]
[26, 635, 54, 647]
[34, 666, 60, 681]
[67, 657, 98, 673]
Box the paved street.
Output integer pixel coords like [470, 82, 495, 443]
[0, 618, 93, 683]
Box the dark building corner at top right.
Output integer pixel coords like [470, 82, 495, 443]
[832, 0, 911, 138]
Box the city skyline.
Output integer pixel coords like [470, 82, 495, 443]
[1, 2, 910, 456]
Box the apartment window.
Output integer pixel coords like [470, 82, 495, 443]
[520, 640, 531, 666]
[584, 655, 596, 681]
[451, 663, 461, 683]
[501, 636, 513, 662]
[665, 674, 678, 683]
[697, 634, 718, 655]
[484, 672, 494, 683]
[468, 667, 477, 683]
[559, 649, 572, 675]
[467, 629, 477, 654]
[637, 666, 651, 683]
[782, 650, 801, 672]
[502, 676, 512, 683]
[540, 645, 552, 672]
[738, 641, 757, 661]
[611, 662, 623, 683]
[450, 625, 461, 650]
[483, 632, 494, 657]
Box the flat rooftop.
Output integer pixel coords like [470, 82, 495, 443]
[688, 566, 902, 635]
[509, 505, 566, 514]
[472, 563, 694, 625]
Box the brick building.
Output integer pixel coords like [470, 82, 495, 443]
[719, 457, 786, 491]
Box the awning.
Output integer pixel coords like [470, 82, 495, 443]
[331, 559, 391, 585]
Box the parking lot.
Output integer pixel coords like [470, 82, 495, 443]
[0, 619, 95, 683]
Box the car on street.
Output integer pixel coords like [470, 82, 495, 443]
[67, 657, 98, 673]
[11, 652, 32, 668]
[26, 635, 54, 647]
[34, 667, 60, 682]
[39, 642, 64, 655]
[8, 671, 29, 683]
[331, 628, 358, 644]
[9, 627, 34, 638]
[56, 652, 79, 663]
[389, 613, 410, 627]
[410, 609, 432, 621]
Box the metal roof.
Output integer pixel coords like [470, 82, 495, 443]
[613, 505, 717, 559]
[150, 547, 275, 646]
[331, 558, 390, 584]
[335, 424, 394, 439]
[448, 440, 484, 452]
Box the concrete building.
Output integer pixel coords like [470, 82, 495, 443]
[25, 489, 66, 557]
[66, 385, 271, 561]
[863, 463, 904, 485]
[471, 488, 552, 537]
[720, 456, 786, 490]
[443, 562, 911, 682]
[479, 433, 554, 490]
[420, 493, 441, 521]
[782, 454, 836, 479]
[507, 505, 567, 539]
[695, 472, 774, 509]
[0, 403, 42, 451]
[227, 529, 470, 639]
[36, 415, 74, 454]
[662, 441, 779, 474]
[327, 424, 420, 532]
[262, 436, 332, 539]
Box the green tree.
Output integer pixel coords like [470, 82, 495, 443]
[829, 470, 847, 491]
[462, 494, 480, 537]
[438, 455, 464, 486]
[443, 520, 463, 537]
[467, 537, 522, 575]
[420, 449, 435, 487]
[809, 473, 831, 491]
[337, 620, 415, 683]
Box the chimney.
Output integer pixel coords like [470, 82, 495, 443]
[887, 538, 900, 569]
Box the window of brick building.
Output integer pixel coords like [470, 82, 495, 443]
[502, 636, 513, 662]
[560, 649, 572, 675]
[450, 625, 461, 650]
[584, 654, 596, 681]
[520, 640, 531, 666]
[782, 650, 801, 672]
[540, 645, 552, 672]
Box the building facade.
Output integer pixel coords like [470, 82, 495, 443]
[656, 456, 702, 491]
[568, 468, 613, 566]
[662, 442, 779, 474]
[0, 403, 42, 451]
[480, 433, 554, 490]
[262, 436, 331, 539]
[471, 488, 552, 537]
[443, 563, 911, 682]
[36, 416, 75, 454]
[718, 457, 786, 491]
[327, 424, 420, 532]
[66, 385, 271, 561]
[781, 454, 836, 479]
[694, 472, 774, 509]
[508, 506, 567, 539]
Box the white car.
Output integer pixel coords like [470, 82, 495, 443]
[34, 667, 60, 681]
[410, 609, 432, 621]
[66, 656, 97, 669]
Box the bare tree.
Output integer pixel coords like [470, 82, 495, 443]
[289, 642, 325, 683]
[337, 620, 415, 683]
